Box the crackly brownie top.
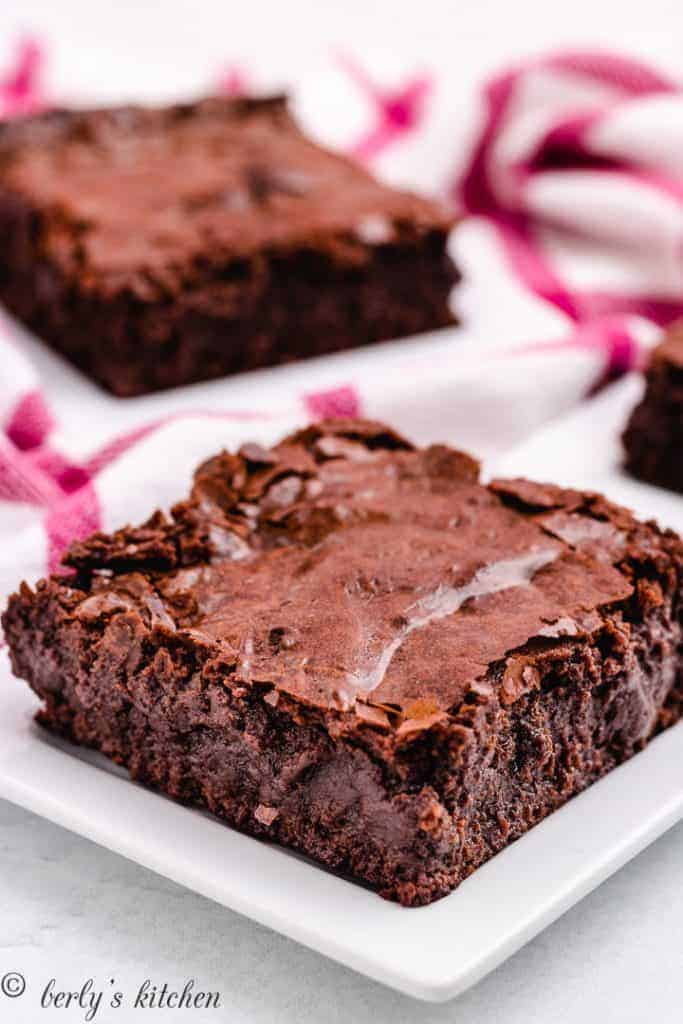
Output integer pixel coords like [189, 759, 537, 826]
[0, 97, 453, 298]
[55, 418, 677, 721]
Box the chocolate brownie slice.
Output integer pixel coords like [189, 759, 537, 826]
[4, 419, 683, 905]
[0, 98, 458, 396]
[623, 323, 683, 492]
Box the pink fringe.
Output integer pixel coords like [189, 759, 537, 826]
[0, 37, 47, 117]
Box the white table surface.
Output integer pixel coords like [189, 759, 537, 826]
[1, 796, 682, 1022]
[2, 0, 683, 1020]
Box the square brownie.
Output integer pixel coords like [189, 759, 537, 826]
[0, 97, 458, 396]
[623, 322, 683, 492]
[4, 419, 682, 905]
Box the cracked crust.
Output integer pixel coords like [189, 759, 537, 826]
[4, 419, 683, 904]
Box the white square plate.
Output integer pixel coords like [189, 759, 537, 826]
[1, 374, 682, 1003]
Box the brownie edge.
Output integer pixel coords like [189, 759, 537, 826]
[623, 322, 683, 492]
[4, 418, 683, 906]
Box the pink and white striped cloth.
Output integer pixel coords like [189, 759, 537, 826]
[1, 41, 682, 618]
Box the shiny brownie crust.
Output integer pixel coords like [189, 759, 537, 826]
[4, 419, 683, 905]
[0, 98, 458, 396]
[624, 324, 683, 493]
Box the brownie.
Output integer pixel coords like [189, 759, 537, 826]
[623, 322, 683, 492]
[0, 97, 458, 396]
[4, 419, 683, 906]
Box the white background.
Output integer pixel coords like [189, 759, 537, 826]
[1, 1, 683, 1021]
